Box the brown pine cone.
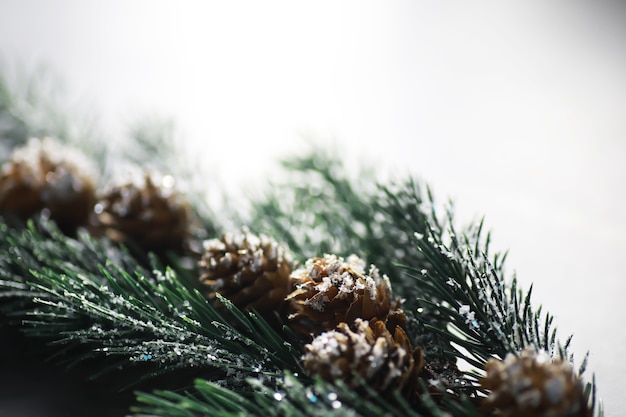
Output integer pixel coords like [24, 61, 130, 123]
[92, 173, 190, 257]
[199, 228, 293, 315]
[481, 349, 592, 417]
[303, 319, 423, 400]
[0, 137, 96, 235]
[286, 254, 406, 337]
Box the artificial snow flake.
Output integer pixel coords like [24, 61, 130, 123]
[458, 304, 479, 327]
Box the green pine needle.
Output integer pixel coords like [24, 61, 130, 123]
[0, 219, 302, 386]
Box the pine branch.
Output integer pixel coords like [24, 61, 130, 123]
[380, 187, 600, 412]
[249, 153, 433, 303]
[132, 373, 475, 417]
[0, 62, 603, 416]
[0, 219, 303, 387]
[403, 215, 563, 359]
[250, 150, 371, 260]
[247, 154, 600, 414]
[0, 147, 602, 415]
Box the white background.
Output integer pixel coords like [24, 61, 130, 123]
[1, 1, 625, 415]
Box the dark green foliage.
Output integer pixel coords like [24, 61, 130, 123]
[132, 373, 490, 417]
[0, 151, 601, 416]
[0, 219, 303, 389]
[133, 374, 431, 417]
[0, 67, 600, 416]
[245, 152, 599, 414]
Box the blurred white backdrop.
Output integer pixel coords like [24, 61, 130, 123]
[1, 1, 625, 414]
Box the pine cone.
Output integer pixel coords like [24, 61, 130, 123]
[92, 173, 190, 256]
[0, 137, 96, 235]
[303, 319, 423, 400]
[480, 349, 592, 417]
[286, 254, 405, 337]
[199, 228, 293, 314]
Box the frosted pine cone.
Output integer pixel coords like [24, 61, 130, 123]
[303, 319, 423, 399]
[0, 138, 96, 235]
[481, 349, 592, 417]
[92, 173, 190, 256]
[286, 254, 405, 337]
[199, 228, 293, 314]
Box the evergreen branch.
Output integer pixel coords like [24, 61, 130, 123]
[251, 150, 371, 261]
[0, 219, 303, 385]
[134, 379, 259, 416]
[250, 152, 435, 310]
[248, 152, 597, 384]
[382, 187, 602, 413]
[405, 220, 562, 360]
[368, 177, 567, 362]
[0, 55, 605, 416]
[132, 373, 476, 417]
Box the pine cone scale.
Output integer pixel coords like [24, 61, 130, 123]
[199, 228, 293, 316]
[287, 254, 406, 337]
[91, 173, 191, 258]
[303, 319, 423, 401]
